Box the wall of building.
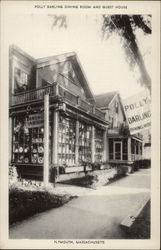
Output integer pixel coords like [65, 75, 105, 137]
[105, 95, 125, 128]
[36, 60, 86, 100]
[9, 46, 36, 96]
[141, 129, 151, 159]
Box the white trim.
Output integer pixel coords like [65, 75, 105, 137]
[108, 92, 118, 107]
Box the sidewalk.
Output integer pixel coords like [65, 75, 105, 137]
[10, 168, 150, 239]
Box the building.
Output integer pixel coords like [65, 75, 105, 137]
[9, 45, 109, 182]
[141, 129, 151, 159]
[9, 45, 143, 183]
[95, 92, 143, 165]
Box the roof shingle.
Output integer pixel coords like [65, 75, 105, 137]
[95, 91, 118, 108]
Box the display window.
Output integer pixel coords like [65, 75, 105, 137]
[58, 115, 76, 166]
[95, 128, 104, 162]
[12, 113, 51, 165]
[78, 122, 92, 163]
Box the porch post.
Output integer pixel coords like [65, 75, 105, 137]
[75, 119, 79, 165]
[141, 142, 143, 160]
[44, 94, 49, 187]
[9, 116, 13, 164]
[103, 128, 108, 162]
[91, 126, 95, 163]
[106, 130, 109, 161]
[128, 137, 131, 161]
[52, 108, 59, 166]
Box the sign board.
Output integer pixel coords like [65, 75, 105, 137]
[27, 113, 44, 128]
[123, 91, 151, 135]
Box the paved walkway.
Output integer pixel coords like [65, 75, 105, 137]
[9, 168, 150, 239]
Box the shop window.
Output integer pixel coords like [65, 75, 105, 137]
[14, 67, 29, 93]
[12, 113, 51, 165]
[58, 115, 76, 166]
[12, 115, 30, 163]
[78, 122, 92, 163]
[95, 128, 104, 162]
[109, 138, 114, 160]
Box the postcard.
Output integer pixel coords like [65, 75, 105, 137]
[0, 1, 160, 249]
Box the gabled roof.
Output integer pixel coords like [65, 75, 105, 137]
[9, 44, 36, 63]
[95, 91, 127, 121]
[95, 91, 118, 109]
[10, 45, 96, 103]
[36, 52, 76, 67]
[36, 52, 96, 104]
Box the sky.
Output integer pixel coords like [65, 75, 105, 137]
[4, 13, 151, 99]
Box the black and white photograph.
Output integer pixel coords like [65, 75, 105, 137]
[0, 1, 160, 249]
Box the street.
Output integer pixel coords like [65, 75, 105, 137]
[9, 168, 150, 239]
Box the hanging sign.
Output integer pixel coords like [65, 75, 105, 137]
[123, 91, 151, 135]
[27, 113, 44, 128]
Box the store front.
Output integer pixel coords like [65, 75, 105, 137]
[12, 112, 52, 166]
[10, 101, 107, 181]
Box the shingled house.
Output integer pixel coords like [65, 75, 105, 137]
[9, 45, 109, 183]
[9, 45, 143, 184]
[95, 92, 143, 165]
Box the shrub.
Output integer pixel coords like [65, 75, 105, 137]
[115, 165, 128, 176]
[133, 159, 151, 170]
[9, 186, 71, 225]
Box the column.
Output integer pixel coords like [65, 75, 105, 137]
[141, 142, 143, 160]
[128, 137, 131, 161]
[91, 126, 95, 163]
[106, 131, 109, 161]
[52, 109, 59, 165]
[75, 119, 79, 165]
[102, 128, 108, 162]
[44, 94, 49, 187]
[9, 116, 13, 164]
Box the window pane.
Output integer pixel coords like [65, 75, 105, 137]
[14, 67, 29, 93]
[95, 128, 104, 162]
[58, 115, 76, 166]
[78, 121, 92, 163]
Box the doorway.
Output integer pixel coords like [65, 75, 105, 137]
[114, 141, 122, 160]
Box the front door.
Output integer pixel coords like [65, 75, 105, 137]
[114, 141, 122, 160]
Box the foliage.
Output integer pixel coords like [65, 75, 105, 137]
[119, 124, 130, 136]
[133, 159, 151, 170]
[60, 166, 128, 189]
[102, 15, 151, 91]
[9, 186, 72, 225]
[49, 14, 151, 92]
[49, 15, 67, 29]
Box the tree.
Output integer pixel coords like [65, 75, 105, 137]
[102, 15, 151, 92]
[49, 14, 151, 92]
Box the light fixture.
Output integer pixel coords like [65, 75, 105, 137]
[58, 102, 66, 112]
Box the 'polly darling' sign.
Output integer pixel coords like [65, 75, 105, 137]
[123, 90, 151, 135]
